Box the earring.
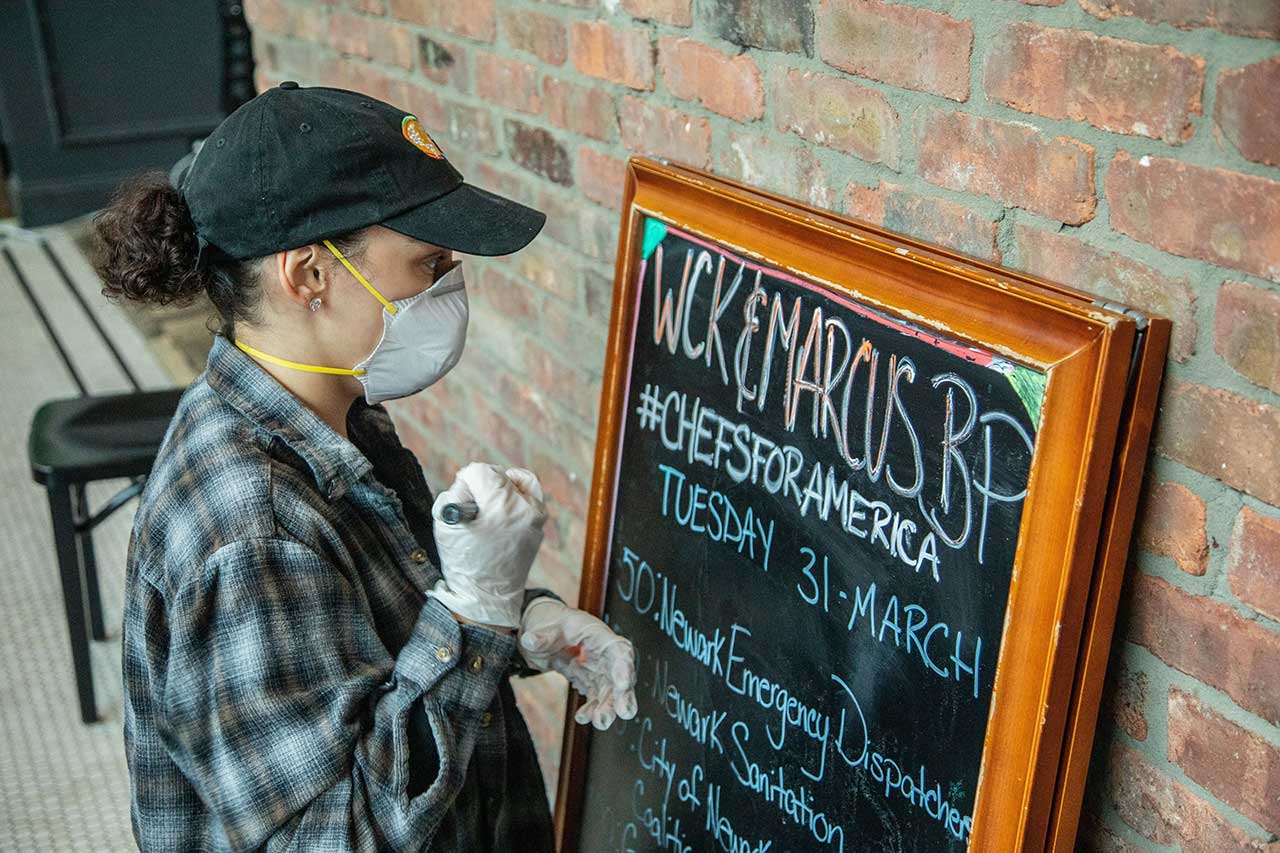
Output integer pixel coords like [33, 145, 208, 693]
[309, 297, 322, 312]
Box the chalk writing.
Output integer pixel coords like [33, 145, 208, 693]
[577, 218, 1038, 852]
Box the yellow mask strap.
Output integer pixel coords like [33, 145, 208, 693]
[234, 338, 366, 376]
[323, 238, 398, 315]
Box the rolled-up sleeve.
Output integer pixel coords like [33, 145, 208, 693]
[157, 536, 516, 851]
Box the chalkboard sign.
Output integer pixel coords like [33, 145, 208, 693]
[555, 158, 1169, 852]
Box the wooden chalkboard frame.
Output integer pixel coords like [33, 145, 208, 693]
[554, 156, 1169, 852]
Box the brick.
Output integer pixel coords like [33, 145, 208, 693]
[1099, 658, 1148, 741]
[253, 67, 275, 95]
[466, 389, 527, 465]
[244, 0, 283, 34]
[468, 273, 541, 371]
[816, 0, 972, 102]
[1136, 480, 1209, 575]
[1168, 688, 1280, 834]
[622, 0, 692, 26]
[246, 0, 327, 41]
[1107, 151, 1280, 281]
[1099, 740, 1273, 850]
[496, 371, 564, 445]
[416, 37, 471, 93]
[389, 385, 454, 437]
[262, 36, 331, 82]
[542, 76, 618, 141]
[845, 184, 883, 223]
[1013, 226, 1197, 363]
[389, 0, 496, 42]
[983, 24, 1204, 145]
[704, 0, 813, 55]
[394, 421, 444, 486]
[619, 96, 711, 168]
[577, 145, 627, 210]
[570, 20, 654, 91]
[297, 6, 331, 42]
[844, 180, 1000, 262]
[524, 340, 601, 425]
[1228, 507, 1280, 622]
[1216, 280, 1280, 393]
[1076, 812, 1142, 853]
[475, 53, 542, 115]
[714, 129, 834, 211]
[1216, 57, 1280, 167]
[537, 289, 608, 370]
[583, 266, 615, 323]
[511, 240, 580, 302]
[324, 58, 399, 102]
[1156, 380, 1280, 506]
[918, 111, 1096, 225]
[473, 265, 539, 325]
[505, 120, 573, 187]
[369, 19, 416, 70]
[528, 446, 590, 520]
[1125, 570, 1280, 724]
[771, 68, 899, 167]
[527, 538, 581, 607]
[500, 8, 567, 66]
[512, 677, 569, 805]
[658, 36, 764, 122]
[443, 100, 499, 156]
[1080, 0, 1280, 39]
[327, 12, 370, 58]
[416, 372, 475, 428]
[536, 187, 619, 262]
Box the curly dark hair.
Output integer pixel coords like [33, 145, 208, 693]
[88, 171, 369, 339]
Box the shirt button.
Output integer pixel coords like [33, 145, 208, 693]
[410, 548, 428, 564]
[480, 711, 493, 727]
[468, 655, 485, 672]
[435, 646, 453, 662]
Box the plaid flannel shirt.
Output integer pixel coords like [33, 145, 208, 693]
[122, 332, 561, 852]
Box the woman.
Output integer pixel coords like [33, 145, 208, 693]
[90, 82, 636, 852]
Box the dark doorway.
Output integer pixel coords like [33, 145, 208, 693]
[0, 1, 254, 226]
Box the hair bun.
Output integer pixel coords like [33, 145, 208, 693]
[89, 171, 211, 307]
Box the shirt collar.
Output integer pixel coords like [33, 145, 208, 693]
[205, 333, 376, 501]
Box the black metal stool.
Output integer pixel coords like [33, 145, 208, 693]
[28, 387, 185, 723]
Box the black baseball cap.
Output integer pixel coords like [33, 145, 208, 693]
[179, 80, 545, 264]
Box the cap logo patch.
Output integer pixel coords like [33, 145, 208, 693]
[401, 115, 444, 159]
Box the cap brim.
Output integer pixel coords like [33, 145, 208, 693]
[380, 182, 546, 257]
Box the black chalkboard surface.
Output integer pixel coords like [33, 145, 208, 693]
[556, 157, 1168, 853]
[575, 215, 1041, 851]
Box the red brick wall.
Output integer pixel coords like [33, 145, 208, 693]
[243, 0, 1280, 845]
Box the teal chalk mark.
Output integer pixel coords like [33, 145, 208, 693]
[641, 218, 667, 260]
[1007, 365, 1046, 431]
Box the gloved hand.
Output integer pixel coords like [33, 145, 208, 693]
[427, 463, 547, 629]
[518, 597, 638, 730]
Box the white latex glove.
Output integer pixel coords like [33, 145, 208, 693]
[427, 462, 547, 629]
[519, 597, 638, 730]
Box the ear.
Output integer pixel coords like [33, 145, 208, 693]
[273, 244, 325, 308]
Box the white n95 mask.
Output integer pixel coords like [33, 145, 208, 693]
[232, 238, 468, 405]
[354, 257, 468, 404]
